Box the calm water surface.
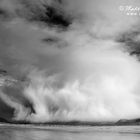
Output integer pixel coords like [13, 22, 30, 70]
[0, 124, 140, 140]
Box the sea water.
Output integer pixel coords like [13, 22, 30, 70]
[0, 124, 140, 140]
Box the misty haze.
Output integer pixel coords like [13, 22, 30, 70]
[1, 0, 140, 140]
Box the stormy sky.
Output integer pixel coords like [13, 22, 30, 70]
[1, 0, 140, 122]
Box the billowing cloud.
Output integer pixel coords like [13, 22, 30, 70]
[0, 0, 140, 122]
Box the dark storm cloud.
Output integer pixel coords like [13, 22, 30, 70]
[42, 36, 68, 49]
[0, 70, 35, 120]
[117, 30, 140, 56]
[0, 97, 14, 120]
[0, 0, 72, 28]
[0, 8, 7, 18]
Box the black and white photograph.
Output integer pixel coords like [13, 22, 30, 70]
[0, 0, 140, 140]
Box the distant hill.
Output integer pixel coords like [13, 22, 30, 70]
[0, 120, 115, 126]
[8, 118, 140, 126]
[116, 118, 140, 125]
[0, 117, 140, 126]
